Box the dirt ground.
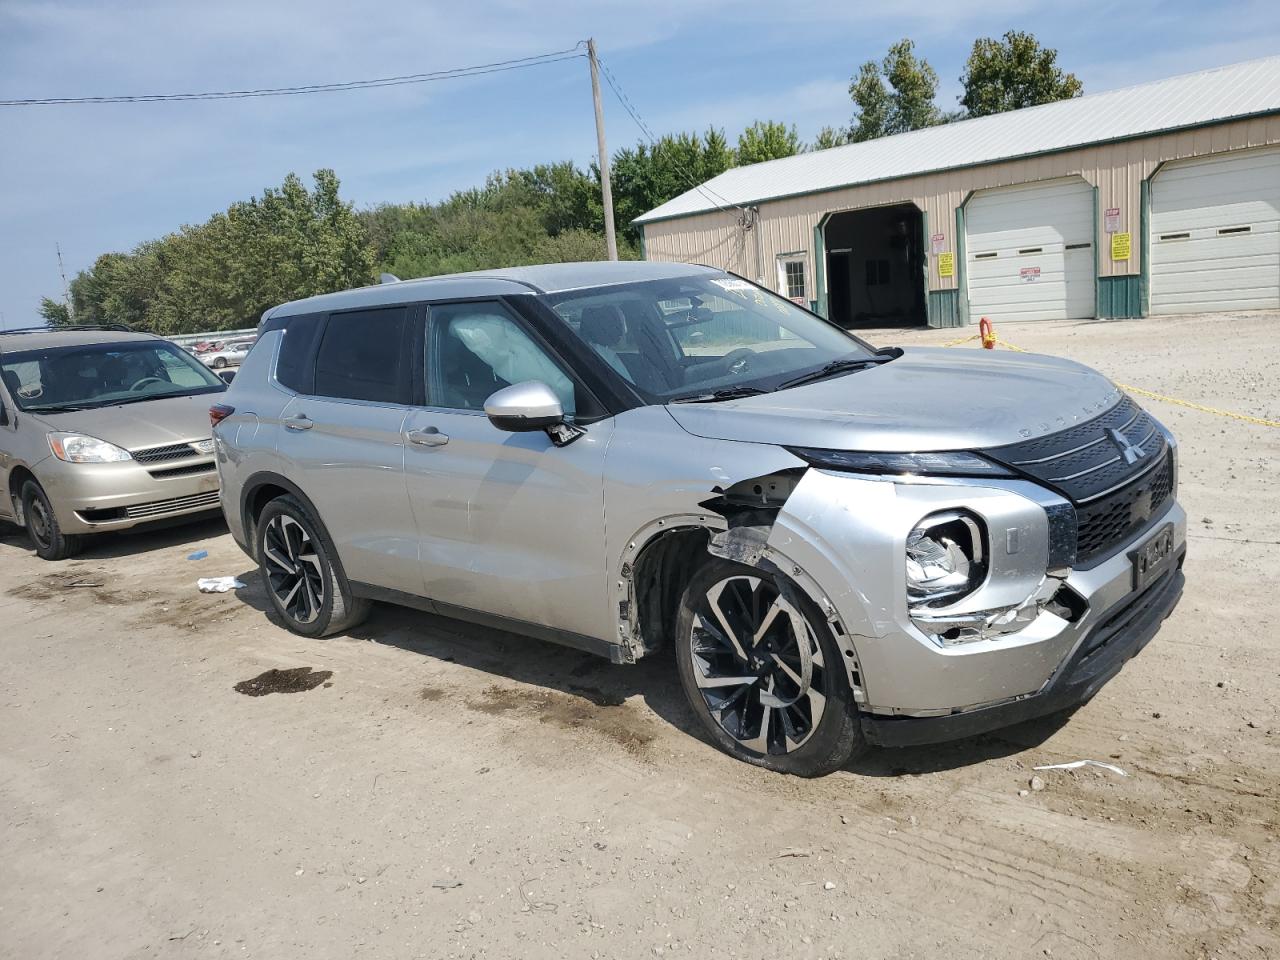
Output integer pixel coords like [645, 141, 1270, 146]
[2, 312, 1277, 960]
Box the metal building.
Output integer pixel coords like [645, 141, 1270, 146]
[635, 57, 1280, 327]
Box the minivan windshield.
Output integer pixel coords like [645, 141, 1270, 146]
[0, 339, 226, 413]
[545, 275, 881, 402]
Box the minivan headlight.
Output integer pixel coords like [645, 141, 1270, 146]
[48, 433, 133, 463]
[906, 511, 986, 607]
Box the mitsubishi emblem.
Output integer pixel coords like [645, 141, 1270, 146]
[1106, 427, 1146, 464]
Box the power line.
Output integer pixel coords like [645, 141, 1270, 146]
[593, 53, 747, 217]
[0, 46, 586, 106]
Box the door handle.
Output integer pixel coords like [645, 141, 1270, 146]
[283, 414, 313, 431]
[406, 427, 449, 447]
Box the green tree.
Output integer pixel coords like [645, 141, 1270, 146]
[850, 39, 943, 142]
[39, 297, 72, 326]
[960, 31, 1082, 118]
[609, 128, 735, 241]
[736, 120, 802, 165]
[809, 126, 852, 151]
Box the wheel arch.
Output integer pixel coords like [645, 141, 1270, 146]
[618, 514, 866, 703]
[238, 471, 329, 561]
[7, 463, 40, 526]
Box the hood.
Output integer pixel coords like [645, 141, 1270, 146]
[664, 347, 1120, 452]
[28, 392, 220, 452]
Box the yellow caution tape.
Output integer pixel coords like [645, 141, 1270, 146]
[940, 326, 1279, 428]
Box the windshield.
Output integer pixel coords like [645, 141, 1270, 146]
[545, 275, 879, 402]
[0, 339, 226, 412]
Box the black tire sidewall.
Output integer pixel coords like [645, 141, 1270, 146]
[21, 481, 80, 561]
[255, 496, 342, 638]
[674, 557, 865, 777]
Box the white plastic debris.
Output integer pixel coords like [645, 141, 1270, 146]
[1033, 760, 1128, 777]
[197, 577, 244, 594]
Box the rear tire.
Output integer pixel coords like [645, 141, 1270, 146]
[674, 557, 866, 777]
[212, 357, 228, 369]
[255, 494, 370, 638]
[21, 481, 84, 561]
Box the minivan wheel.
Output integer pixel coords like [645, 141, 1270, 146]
[255, 495, 370, 638]
[20, 481, 84, 561]
[675, 558, 866, 777]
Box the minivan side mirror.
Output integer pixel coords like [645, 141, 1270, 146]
[484, 381, 585, 447]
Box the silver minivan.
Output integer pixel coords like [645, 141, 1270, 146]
[215, 262, 1185, 776]
[1, 326, 227, 560]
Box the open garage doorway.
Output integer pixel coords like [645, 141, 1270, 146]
[823, 203, 926, 328]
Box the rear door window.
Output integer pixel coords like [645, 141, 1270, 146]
[313, 308, 409, 404]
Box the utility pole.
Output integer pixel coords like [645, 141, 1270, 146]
[56, 242, 73, 321]
[587, 38, 618, 261]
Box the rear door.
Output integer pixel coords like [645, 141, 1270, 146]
[401, 298, 615, 643]
[274, 305, 422, 594]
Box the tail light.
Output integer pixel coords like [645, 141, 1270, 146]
[209, 404, 235, 427]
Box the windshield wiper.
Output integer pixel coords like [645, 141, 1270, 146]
[670, 385, 771, 404]
[776, 356, 887, 391]
[22, 402, 94, 413]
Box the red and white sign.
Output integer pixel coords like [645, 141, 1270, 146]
[1105, 207, 1121, 233]
[1020, 266, 1041, 282]
[930, 232, 945, 254]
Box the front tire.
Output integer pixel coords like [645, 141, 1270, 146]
[675, 557, 866, 777]
[21, 481, 84, 561]
[212, 357, 228, 369]
[255, 495, 370, 637]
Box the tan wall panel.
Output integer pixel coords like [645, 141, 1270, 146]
[642, 115, 1280, 293]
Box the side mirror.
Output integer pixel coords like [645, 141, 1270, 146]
[484, 380, 565, 432]
[217, 369, 236, 385]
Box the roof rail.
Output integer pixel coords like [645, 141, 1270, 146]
[0, 322, 135, 336]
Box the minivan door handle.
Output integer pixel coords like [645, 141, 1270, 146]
[283, 414, 314, 431]
[406, 427, 449, 447]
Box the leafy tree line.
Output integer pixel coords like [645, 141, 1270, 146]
[44, 31, 1079, 333]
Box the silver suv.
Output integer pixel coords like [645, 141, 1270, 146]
[1, 326, 227, 560]
[215, 262, 1185, 776]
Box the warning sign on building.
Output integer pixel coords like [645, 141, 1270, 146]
[1111, 231, 1131, 261]
[1020, 266, 1041, 282]
[930, 233, 945, 254]
[938, 252, 954, 277]
[1104, 207, 1121, 233]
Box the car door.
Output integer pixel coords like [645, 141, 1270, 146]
[273, 304, 423, 595]
[401, 298, 615, 643]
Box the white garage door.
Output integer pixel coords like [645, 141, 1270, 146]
[965, 177, 1095, 323]
[1150, 148, 1280, 314]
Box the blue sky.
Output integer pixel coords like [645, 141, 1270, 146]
[2, 0, 1278, 329]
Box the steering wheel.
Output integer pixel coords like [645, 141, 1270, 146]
[129, 377, 167, 392]
[719, 347, 755, 375]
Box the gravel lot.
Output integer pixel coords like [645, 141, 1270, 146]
[2, 312, 1277, 959]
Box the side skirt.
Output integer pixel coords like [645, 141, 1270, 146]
[348, 581, 628, 664]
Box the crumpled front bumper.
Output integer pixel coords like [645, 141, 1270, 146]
[766, 469, 1186, 738]
[861, 553, 1184, 747]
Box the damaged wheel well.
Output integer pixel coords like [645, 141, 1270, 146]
[7, 465, 37, 522]
[629, 527, 712, 657]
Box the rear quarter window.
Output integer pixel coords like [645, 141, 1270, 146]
[274, 314, 324, 394]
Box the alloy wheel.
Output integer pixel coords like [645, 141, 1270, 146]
[262, 514, 326, 624]
[688, 574, 827, 755]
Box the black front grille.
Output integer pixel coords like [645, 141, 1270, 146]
[133, 442, 201, 464]
[986, 396, 1168, 503]
[147, 462, 216, 480]
[1074, 453, 1175, 563]
[984, 396, 1177, 566]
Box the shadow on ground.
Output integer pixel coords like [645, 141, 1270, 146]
[230, 563, 1068, 778]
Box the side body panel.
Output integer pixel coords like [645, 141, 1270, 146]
[402, 405, 615, 642]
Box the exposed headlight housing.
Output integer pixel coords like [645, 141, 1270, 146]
[48, 433, 133, 463]
[787, 447, 1012, 477]
[906, 511, 987, 608]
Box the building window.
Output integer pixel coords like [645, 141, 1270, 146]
[777, 255, 807, 302]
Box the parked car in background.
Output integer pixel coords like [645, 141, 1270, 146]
[201, 338, 255, 369]
[0, 325, 227, 560]
[215, 261, 1185, 776]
